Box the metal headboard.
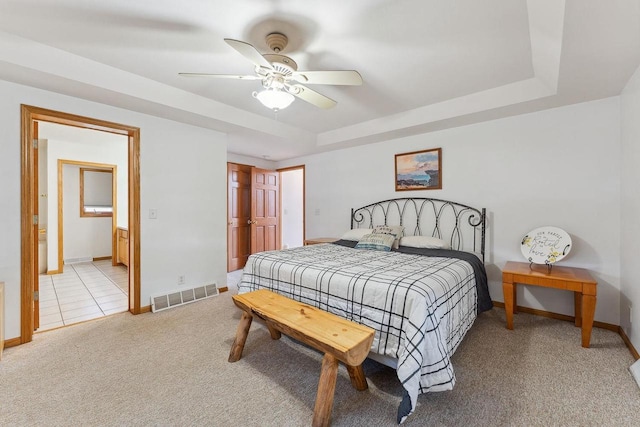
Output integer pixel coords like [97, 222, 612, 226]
[351, 197, 486, 260]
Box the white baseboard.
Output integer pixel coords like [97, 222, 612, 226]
[630, 359, 640, 389]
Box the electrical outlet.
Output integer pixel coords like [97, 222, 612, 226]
[149, 209, 158, 219]
[178, 275, 185, 285]
[630, 305, 633, 324]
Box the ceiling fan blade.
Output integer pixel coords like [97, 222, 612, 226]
[224, 38, 273, 70]
[291, 70, 363, 86]
[288, 84, 337, 109]
[178, 72, 260, 80]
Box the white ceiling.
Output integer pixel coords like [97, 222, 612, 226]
[0, 0, 638, 160]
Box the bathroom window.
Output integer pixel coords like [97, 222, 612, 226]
[80, 168, 113, 217]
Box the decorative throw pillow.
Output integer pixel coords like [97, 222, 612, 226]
[373, 225, 404, 249]
[340, 228, 374, 241]
[399, 235, 451, 249]
[354, 233, 395, 251]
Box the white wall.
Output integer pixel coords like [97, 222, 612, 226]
[227, 152, 277, 170]
[281, 168, 304, 249]
[621, 63, 640, 352]
[0, 79, 228, 341]
[279, 97, 622, 325]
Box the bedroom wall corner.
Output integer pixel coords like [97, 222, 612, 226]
[620, 62, 640, 353]
[227, 152, 277, 170]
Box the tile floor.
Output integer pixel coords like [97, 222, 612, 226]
[38, 259, 129, 332]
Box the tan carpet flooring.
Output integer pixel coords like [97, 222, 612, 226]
[1, 287, 639, 426]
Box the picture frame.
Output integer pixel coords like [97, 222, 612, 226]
[394, 148, 442, 191]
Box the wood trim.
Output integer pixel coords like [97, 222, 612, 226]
[139, 305, 151, 314]
[619, 326, 640, 360]
[276, 165, 306, 173]
[79, 167, 114, 218]
[492, 301, 619, 332]
[217, 286, 229, 293]
[3, 336, 22, 349]
[57, 159, 63, 273]
[112, 165, 118, 266]
[28, 107, 136, 136]
[20, 104, 141, 345]
[20, 105, 36, 343]
[129, 130, 141, 314]
[93, 256, 112, 261]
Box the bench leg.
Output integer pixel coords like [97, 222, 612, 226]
[228, 311, 253, 363]
[265, 320, 282, 340]
[312, 353, 339, 427]
[346, 364, 368, 391]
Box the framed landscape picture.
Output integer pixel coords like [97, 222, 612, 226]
[395, 148, 442, 191]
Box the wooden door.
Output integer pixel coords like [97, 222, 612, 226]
[250, 168, 280, 253]
[227, 163, 252, 271]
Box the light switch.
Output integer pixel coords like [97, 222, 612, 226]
[149, 209, 157, 219]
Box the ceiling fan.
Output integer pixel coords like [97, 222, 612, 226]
[179, 32, 363, 111]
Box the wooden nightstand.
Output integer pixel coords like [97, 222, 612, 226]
[502, 261, 597, 348]
[304, 237, 338, 245]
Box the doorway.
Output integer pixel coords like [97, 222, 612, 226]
[226, 163, 305, 272]
[57, 160, 118, 272]
[279, 165, 305, 249]
[20, 105, 141, 345]
[227, 163, 287, 272]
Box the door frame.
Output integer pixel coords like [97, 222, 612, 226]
[20, 105, 141, 344]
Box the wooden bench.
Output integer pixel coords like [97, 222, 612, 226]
[229, 289, 375, 427]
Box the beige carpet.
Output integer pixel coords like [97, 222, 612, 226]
[1, 288, 639, 426]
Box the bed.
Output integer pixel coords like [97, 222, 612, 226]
[238, 197, 492, 423]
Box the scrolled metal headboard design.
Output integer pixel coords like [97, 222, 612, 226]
[351, 197, 486, 260]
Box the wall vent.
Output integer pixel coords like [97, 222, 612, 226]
[151, 284, 218, 313]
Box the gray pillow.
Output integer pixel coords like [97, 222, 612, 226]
[354, 233, 395, 251]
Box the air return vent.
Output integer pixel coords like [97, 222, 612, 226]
[151, 284, 218, 313]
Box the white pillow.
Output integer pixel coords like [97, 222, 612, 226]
[399, 235, 451, 249]
[341, 228, 374, 241]
[373, 225, 404, 249]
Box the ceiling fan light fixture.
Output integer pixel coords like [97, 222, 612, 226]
[253, 88, 295, 111]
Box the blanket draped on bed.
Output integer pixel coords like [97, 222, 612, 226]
[238, 242, 491, 424]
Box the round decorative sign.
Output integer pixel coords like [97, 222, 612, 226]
[520, 226, 572, 265]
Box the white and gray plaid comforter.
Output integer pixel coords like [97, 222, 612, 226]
[238, 243, 484, 422]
